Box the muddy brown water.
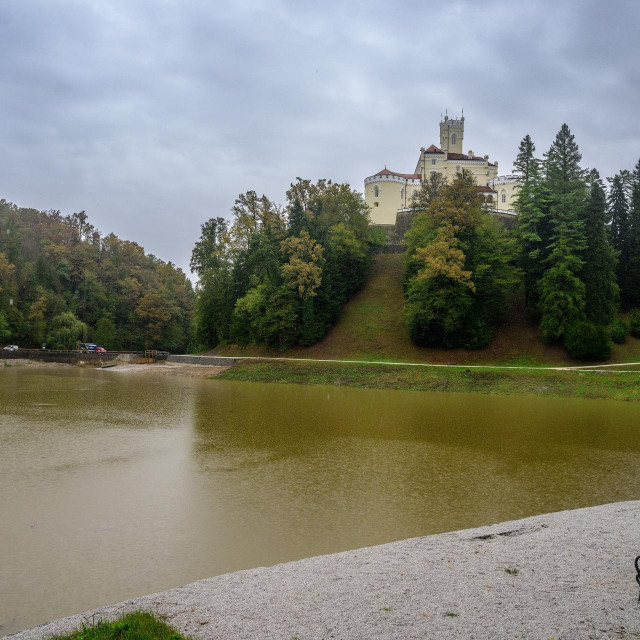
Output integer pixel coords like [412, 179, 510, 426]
[1, 367, 640, 635]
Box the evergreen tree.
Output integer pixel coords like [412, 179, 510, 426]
[608, 173, 629, 249]
[513, 135, 549, 315]
[580, 170, 618, 326]
[538, 124, 588, 343]
[513, 134, 537, 181]
[624, 159, 640, 309]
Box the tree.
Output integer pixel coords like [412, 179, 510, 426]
[513, 135, 549, 315]
[538, 124, 588, 342]
[621, 159, 640, 309]
[539, 237, 586, 342]
[580, 170, 618, 326]
[94, 317, 116, 349]
[413, 172, 448, 211]
[280, 231, 324, 300]
[47, 311, 87, 350]
[0, 311, 11, 342]
[135, 291, 173, 347]
[404, 173, 519, 349]
[513, 134, 538, 182]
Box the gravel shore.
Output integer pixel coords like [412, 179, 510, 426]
[7, 501, 640, 640]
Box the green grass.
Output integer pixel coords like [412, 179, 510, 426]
[49, 612, 190, 640]
[218, 360, 640, 402]
[504, 568, 520, 575]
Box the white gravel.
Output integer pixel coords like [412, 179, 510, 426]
[6, 501, 640, 640]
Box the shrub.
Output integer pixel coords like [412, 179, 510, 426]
[564, 321, 611, 360]
[629, 309, 640, 338]
[609, 317, 629, 344]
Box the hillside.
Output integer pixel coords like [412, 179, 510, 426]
[0, 199, 194, 351]
[214, 253, 640, 366]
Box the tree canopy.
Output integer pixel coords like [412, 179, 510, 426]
[191, 178, 375, 350]
[0, 200, 194, 350]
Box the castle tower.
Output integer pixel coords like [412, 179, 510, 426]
[439, 113, 464, 154]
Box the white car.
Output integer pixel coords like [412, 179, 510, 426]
[3, 345, 19, 351]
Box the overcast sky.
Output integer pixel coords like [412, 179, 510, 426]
[1, 0, 639, 277]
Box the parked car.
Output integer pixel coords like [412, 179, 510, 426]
[3, 345, 19, 351]
[78, 343, 106, 352]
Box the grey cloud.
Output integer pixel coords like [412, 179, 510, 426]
[1, 0, 640, 276]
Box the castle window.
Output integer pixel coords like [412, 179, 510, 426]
[374, 202, 379, 207]
[430, 171, 437, 176]
[412, 190, 418, 200]
[400, 188, 404, 198]
[452, 133, 457, 145]
[456, 166, 460, 173]
[501, 192, 507, 203]
[431, 159, 436, 165]
[374, 185, 379, 197]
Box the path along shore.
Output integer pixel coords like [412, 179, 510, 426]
[7, 501, 640, 640]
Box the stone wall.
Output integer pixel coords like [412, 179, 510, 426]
[1, 349, 168, 364]
[374, 207, 517, 253]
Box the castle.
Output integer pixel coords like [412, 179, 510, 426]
[364, 113, 519, 226]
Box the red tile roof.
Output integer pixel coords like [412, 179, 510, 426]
[476, 185, 497, 193]
[447, 152, 487, 162]
[424, 144, 444, 154]
[374, 168, 421, 180]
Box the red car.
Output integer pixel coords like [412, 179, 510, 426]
[94, 346, 107, 353]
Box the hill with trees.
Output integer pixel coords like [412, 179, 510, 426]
[190, 179, 381, 351]
[0, 200, 194, 351]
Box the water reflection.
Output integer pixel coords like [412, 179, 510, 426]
[1, 368, 640, 635]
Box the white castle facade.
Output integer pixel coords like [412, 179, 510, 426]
[364, 114, 519, 226]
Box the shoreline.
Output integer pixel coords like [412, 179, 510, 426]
[5, 356, 640, 400]
[7, 501, 640, 640]
[218, 359, 640, 402]
[1, 359, 230, 379]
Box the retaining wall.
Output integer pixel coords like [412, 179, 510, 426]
[1, 349, 168, 365]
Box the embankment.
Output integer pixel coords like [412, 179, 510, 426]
[8, 501, 639, 640]
[212, 253, 640, 367]
[219, 359, 640, 401]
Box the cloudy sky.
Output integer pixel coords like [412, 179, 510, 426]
[1, 0, 639, 277]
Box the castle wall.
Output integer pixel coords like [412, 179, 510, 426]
[365, 174, 420, 225]
[489, 175, 519, 212]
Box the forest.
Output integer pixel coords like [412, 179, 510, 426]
[0, 201, 194, 351]
[4, 125, 639, 361]
[190, 179, 380, 350]
[404, 124, 640, 359]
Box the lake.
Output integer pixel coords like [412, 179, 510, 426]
[1, 366, 640, 635]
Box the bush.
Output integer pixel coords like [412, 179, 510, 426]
[564, 321, 611, 360]
[629, 309, 640, 338]
[609, 317, 629, 344]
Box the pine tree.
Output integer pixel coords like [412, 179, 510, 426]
[544, 124, 585, 188]
[513, 134, 537, 181]
[624, 159, 640, 309]
[513, 135, 549, 315]
[581, 170, 618, 326]
[539, 124, 587, 342]
[608, 173, 629, 250]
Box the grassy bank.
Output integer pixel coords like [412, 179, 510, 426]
[50, 612, 189, 640]
[212, 253, 640, 367]
[219, 360, 640, 401]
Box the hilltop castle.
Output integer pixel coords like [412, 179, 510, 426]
[364, 113, 518, 226]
